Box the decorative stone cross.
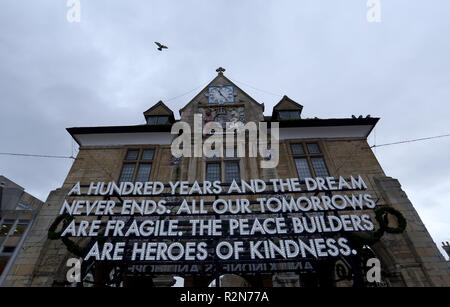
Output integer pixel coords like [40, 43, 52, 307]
[216, 67, 226, 74]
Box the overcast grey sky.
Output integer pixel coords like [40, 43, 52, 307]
[0, 0, 449, 259]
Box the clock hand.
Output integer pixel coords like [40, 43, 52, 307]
[218, 90, 226, 98]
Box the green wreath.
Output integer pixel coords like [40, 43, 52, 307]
[61, 237, 85, 257]
[347, 206, 407, 247]
[48, 214, 85, 257]
[48, 214, 73, 240]
[375, 206, 407, 234]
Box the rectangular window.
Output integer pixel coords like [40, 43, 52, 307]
[11, 220, 29, 236]
[157, 116, 169, 124]
[294, 158, 312, 180]
[119, 149, 155, 183]
[225, 161, 240, 183]
[206, 163, 221, 182]
[1, 246, 15, 254]
[148, 116, 169, 125]
[142, 149, 155, 160]
[119, 163, 135, 183]
[307, 143, 321, 154]
[279, 111, 300, 120]
[311, 157, 329, 177]
[15, 203, 32, 211]
[0, 220, 14, 236]
[125, 150, 139, 161]
[291, 143, 305, 155]
[0, 256, 10, 276]
[135, 163, 152, 182]
[291, 142, 329, 179]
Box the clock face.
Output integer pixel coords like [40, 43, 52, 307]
[208, 86, 234, 104]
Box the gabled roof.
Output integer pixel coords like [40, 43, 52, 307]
[272, 95, 303, 118]
[0, 175, 24, 190]
[143, 100, 175, 122]
[143, 100, 174, 116]
[178, 68, 264, 115]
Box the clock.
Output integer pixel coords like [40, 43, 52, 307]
[207, 85, 234, 104]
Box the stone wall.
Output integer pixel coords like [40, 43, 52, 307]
[373, 177, 450, 286]
[4, 137, 449, 287]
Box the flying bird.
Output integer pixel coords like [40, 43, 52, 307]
[155, 42, 168, 51]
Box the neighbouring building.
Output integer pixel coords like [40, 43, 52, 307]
[3, 68, 449, 287]
[443, 242, 450, 259]
[0, 175, 43, 285]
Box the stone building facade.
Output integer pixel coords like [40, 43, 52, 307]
[3, 68, 449, 287]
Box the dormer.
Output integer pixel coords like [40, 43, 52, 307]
[272, 95, 303, 121]
[143, 101, 175, 125]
